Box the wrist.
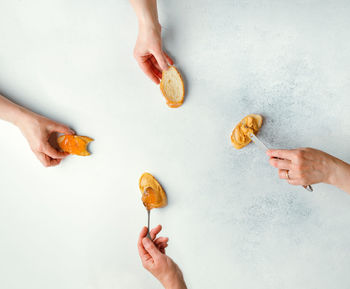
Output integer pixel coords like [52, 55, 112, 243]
[324, 155, 339, 185]
[13, 107, 36, 130]
[138, 16, 161, 32]
[328, 158, 350, 190]
[161, 271, 187, 289]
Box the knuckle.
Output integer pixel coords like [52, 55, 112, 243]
[295, 150, 304, 159]
[294, 163, 303, 171]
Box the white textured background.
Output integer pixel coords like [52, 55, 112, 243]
[0, 0, 350, 288]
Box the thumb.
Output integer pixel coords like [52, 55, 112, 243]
[153, 50, 169, 71]
[142, 238, 161, 261]
[50, 123, 75, 135]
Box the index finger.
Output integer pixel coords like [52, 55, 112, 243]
[138, 60, 160, 84]
[43, 144, 69, 159]
[150, 225, 162, 240]
[267, 149, 297, 161]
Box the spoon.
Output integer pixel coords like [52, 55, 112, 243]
[146, 209, 152, 239]
[143, 187, 153, 240]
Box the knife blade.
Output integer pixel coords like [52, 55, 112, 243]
[249, 132, 269, 151]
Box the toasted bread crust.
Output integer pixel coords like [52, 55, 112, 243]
[160, 66, 185, 108]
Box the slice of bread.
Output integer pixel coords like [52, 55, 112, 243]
[160, 66, 185, 108]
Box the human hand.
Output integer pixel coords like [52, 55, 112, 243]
[17, 111, 74, 167]
[134, 24, 174, 84]
[267, 148, 340, 186]
[138, 225, 187, 289]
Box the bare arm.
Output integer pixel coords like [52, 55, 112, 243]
[0, 94, 27, 125]
[129, 0, 173, 84]
[0, 94, 73, 167]
[130, 0, 160, 28]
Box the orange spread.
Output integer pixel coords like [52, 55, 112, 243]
[139, 173, 167, 210]
[57, 135, 93, 156]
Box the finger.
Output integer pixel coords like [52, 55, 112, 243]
[150, 225, 162, 240]
[159, 243, 168, 250]
[150, 55, 162, 72]
[287, 179, 303, 186]
[49, 123, 74, 135]
[155, 242, 168, 253]
[163, 52, 174, 65]
[278, 169, 292, 180]
[156, 243, 168, 252]
[34, 151, 51, 167]
[151, 65, 162, 79]
[267, 149, 296, 161]
[138, 227, 150, 260]
[269, 158, 292, 170]
[154, 237, 168, 244]
[159, 244, 168, 254]
[43, 144, 69, 159]
[48, 157, 61, 166]
[138, 61, 160, 84]
[152, 50, 169, 71]
[142, 237, 161, 261]
[36, 152, 61, 167]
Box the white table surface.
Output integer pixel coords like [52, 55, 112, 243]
[1, 1, 350, 288]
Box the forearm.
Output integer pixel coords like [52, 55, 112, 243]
[328, 157, 350, 194]
[161, 270, 187, 289]
[0, 94, 30, 126]
[163, 278, 187, 289]
[129, 0, 160, 28]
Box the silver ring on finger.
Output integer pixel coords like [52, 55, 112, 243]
[286, 170, 290, 180]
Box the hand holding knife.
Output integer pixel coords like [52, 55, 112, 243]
[249, 133, 314, 192]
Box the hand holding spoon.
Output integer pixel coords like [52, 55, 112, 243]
[139, 172, 168, 240]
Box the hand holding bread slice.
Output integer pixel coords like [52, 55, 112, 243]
[160, 66, 185, 108]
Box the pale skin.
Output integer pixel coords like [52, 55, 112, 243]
[267, 148, 350, 193]
[0, 94, 74, 167]
[130, 0, 174, 84]
[138, 225, 187, 289]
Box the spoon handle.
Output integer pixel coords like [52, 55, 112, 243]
[146, 210, 152, 239]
